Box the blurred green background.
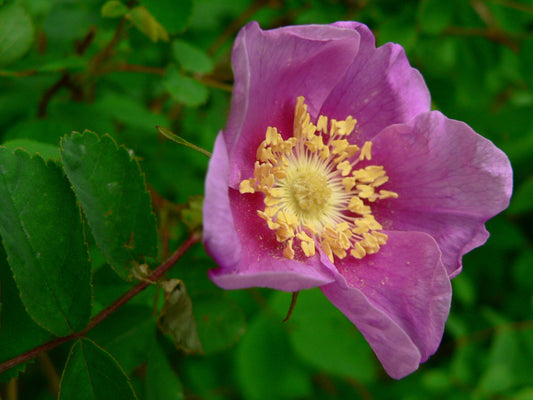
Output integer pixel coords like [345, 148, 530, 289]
[1, 0, 533, 399]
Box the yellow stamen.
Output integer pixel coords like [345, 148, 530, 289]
[238, 96, 397, 264]
[239, 179, 255, 193]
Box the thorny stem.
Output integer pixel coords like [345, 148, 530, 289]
[0, 232, 201, 375]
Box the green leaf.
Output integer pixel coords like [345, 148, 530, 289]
[508, 176, 533, 215]
[95, 94, 169, 133]
[236, 314, 312, 400]
[2, 139, 60, 163]
[37, 56, 87, 73]
[513, 249, 533, 290]
[514, 388, 533, 400]
[417, 0, 454, 34]
[143, 0, 193, 34]
[3, 117, 73, 146]
[0, 148, 92, 336]
[60, 131, 158, 280]
[88, 305, 156, 374]
[58, 338, 138, 400]
[478, 328, 533, 393]
[102, 0, 129, 18]
[146, 341, 184, 400]
[126, 6, 169, 42]
[0, 242, 53, 381]
[172, 40, 213, 74]
[270, 289, 378, 382]
[0, 3, 35, 66]
[193, 292, 246, 354]
[520, 36, 533, 89]
[164, 66, 209, 107]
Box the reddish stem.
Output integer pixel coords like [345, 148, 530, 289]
[0, 232, 201, 375]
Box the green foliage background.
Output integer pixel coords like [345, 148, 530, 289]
[1, 0, 532, 399]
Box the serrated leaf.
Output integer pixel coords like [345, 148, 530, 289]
[88, 305, 156, 373]
[0, 242, 53, 381]
[143, 0, 193, 34]
[0, 148, 92, 336]
[102, 0, 129, 18]
[58, 338, 138, 400]
[157, 279, 203, 354]
[2, 139, 60, 163]
[0, 3, 35, 66]
[270, 289, 378, 382]
[164, 66, 209, 107]
[60, 131, 158, 280]
[172, 40, 213, 74]
[126, 6, 168, 42]
[146, 341, 184, 400]
[193, 293, 246, 354]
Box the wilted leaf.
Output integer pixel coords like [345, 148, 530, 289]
[158, 279, 203, 354]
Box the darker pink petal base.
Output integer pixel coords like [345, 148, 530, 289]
[321, 231, 451, 379]
[371, 111, 513, 277]
[204, 133, 336, 292]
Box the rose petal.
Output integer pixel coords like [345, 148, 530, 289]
[319, 22, 431, 142]
[371, 111, 513, 277]
[321, 231, 451, 379]
[225, 21, 362, 188]
[203, 132, 241, 270]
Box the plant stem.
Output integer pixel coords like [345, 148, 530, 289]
[0, 232, 201, 375]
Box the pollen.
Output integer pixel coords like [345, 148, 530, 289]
[239, 96, 398, 263]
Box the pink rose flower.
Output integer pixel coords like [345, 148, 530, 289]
[202, 21, 512, 378]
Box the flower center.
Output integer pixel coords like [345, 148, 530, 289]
[284, 161, 332, 220]
[239, 96, 398, 263]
